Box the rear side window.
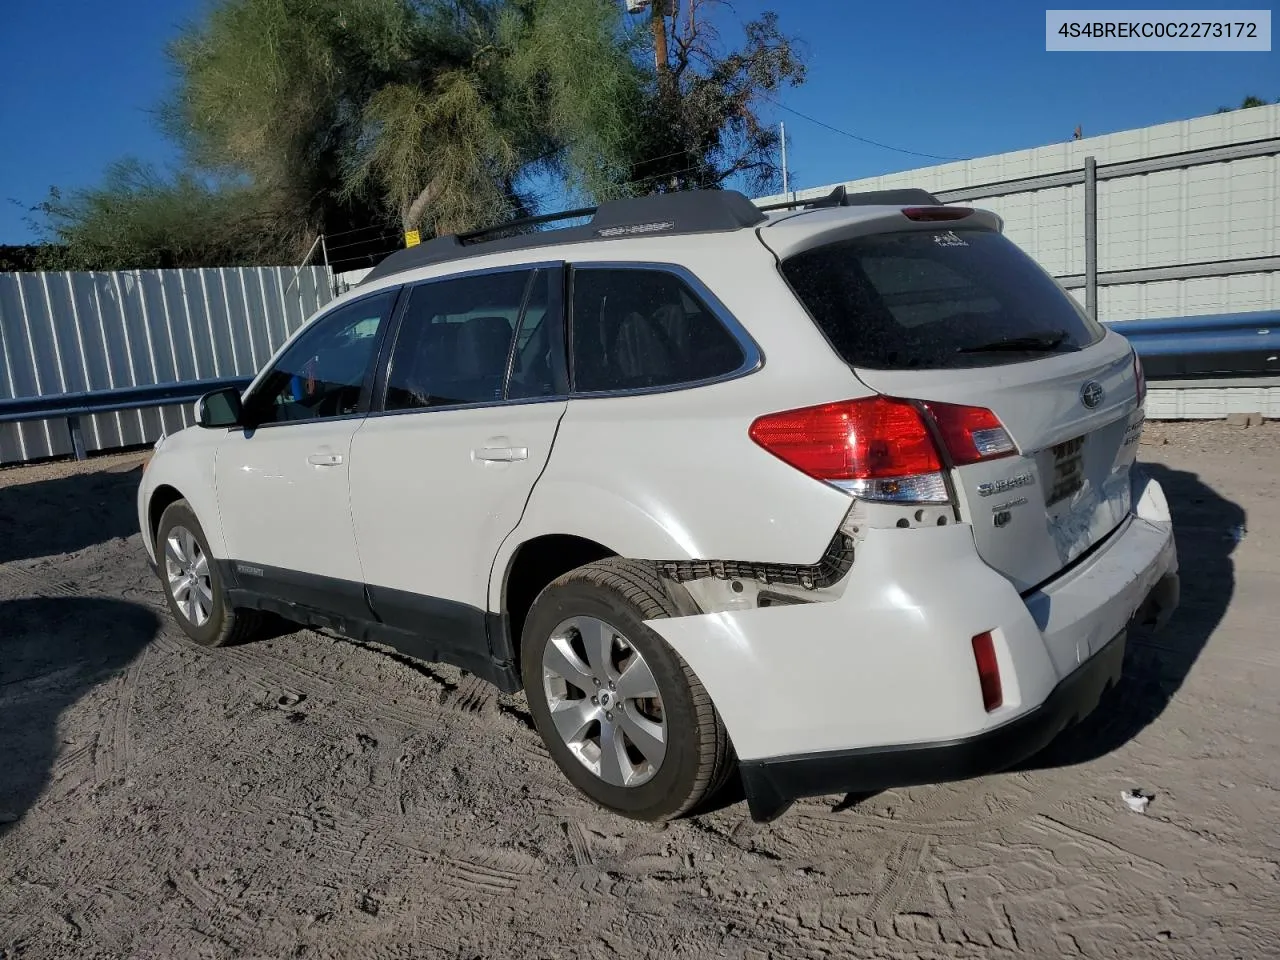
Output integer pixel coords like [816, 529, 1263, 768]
[781, 229, 1105, 370]
[383, 270, 532, 410]
[570, 268, 746, 392]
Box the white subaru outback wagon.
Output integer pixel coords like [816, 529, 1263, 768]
[138, 187, 1180, 822]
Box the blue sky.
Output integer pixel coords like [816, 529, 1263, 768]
[0, 0, 1275, 243]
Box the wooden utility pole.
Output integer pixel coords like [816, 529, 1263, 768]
[651, 1, 669, 76]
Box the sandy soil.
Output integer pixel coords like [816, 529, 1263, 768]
[1, 423, 1278, 959]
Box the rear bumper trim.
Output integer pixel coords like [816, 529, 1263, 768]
[738, 615, 1142, 822]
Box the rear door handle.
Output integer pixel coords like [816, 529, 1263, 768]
[474, 446, 528, 463]
[307, 452, 344, 467]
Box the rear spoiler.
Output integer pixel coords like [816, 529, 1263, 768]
[757, 185, 942, 213]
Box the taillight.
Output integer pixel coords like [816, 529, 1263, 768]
[1133, 349, 1146, 406]
[901, 206, 974, 222]
[923, 401, 1016, 466]
[971, 631, 1003, 711]
[749, 396, 1016, 504]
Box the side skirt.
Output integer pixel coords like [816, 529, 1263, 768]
[218, 561, 521, 693]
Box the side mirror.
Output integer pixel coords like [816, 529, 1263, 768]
[196, 387, 244, 428]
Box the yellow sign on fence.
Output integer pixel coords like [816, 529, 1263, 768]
[404, 229, 421, 248]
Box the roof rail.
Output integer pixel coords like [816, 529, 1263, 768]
[757, 185, 942, 213]
[363, 189, 767, 283]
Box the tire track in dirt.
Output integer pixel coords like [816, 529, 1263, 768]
[434, 850, 541, 897]
[451, 673, 497, 715]
[867, 836, 929, 922]
[0, 563, 80, 600]
[93, 644, 148, 784]
[236, 646, 450, 735]
[793, 782, 1043, 840]
[167, 868, 217, 915]
[565, 821, 595, 870]
[48, 736, 98, 802]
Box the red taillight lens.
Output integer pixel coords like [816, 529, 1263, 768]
[971, 631, 1003, 712]
[749, 396, 1016, 503]
[901, 206, 974, 222]
[923, 401, 1017, 466]
[1133, 350, 1146, 405]
[748, 396, 941, 481]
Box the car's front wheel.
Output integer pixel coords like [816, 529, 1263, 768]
[521, 559, 735, 821]
[155, 499, 266, 647]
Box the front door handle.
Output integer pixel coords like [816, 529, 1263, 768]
[307, 452, 344, 467]
[474, 446, 529, 463]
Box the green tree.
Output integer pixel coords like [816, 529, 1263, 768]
[35, 160, 298, 270]
[167, 0, 643, 240]
[1214, 94, 1275, 113]
[625, 2, 806, 195]
[37, 0, 806, 269]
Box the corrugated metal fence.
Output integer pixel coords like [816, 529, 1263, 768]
[757, 105, 1280, 323]
[0, 266, 332, 464]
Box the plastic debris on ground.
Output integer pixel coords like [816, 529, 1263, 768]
[1122, 789, 1153, 813]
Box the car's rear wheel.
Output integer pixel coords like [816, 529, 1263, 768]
[521, 559, 734, 821]
[156, 500, 266, 648]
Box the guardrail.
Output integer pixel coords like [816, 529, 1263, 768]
[0, 311, 1275, 464]
[1108, 310, 1279, 379]
[0, 377, 252, 461]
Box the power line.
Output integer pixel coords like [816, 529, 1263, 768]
[766, 97, 967, 163]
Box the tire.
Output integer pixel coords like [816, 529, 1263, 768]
[521, 559, 735, 821]
[155, 499, 266, 648]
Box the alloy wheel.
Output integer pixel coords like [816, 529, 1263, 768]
[541, 616, 668, 788]
[164, 525, 214, 628]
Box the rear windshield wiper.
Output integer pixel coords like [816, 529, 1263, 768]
[956, 330, 1072, 354]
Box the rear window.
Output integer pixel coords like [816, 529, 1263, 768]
[570, 268, 746, 392]
[781, 228, 1105, 369]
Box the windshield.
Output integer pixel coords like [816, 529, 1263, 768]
[781, 228, 1106, 370]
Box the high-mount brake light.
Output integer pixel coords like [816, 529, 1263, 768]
[749, 396, 1016, 504]
[901, 206, 974, 222]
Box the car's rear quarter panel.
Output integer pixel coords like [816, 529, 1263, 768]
[491, 237, 871, 610]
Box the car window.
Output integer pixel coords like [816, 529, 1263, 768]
[505, 271, 557, 401]
[383, 270, 532, 411]
[781, 228, 1106, 370]
[570, 268, 746, 393]
[246, 290, 396, 425]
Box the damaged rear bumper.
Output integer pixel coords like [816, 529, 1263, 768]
[735, 588, 1170, 822]
[645, 471, 1180, 823]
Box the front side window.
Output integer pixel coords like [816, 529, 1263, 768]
[246, 290, 396, 425]
[570, 268, 746, 393]
[383, 270, 535, 411]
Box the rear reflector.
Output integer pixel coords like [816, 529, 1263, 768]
[749, 396, 1016, 504]
[901, 206, 974, 222]
[971, 631, 1003, 712]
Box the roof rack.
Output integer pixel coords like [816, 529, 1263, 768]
[756, 184, 942, 213]
[363, 189, 768, 283]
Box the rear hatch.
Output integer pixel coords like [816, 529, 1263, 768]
[767, 213, 1145, 594]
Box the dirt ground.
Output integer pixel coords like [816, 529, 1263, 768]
[1, 421, 1278, 959]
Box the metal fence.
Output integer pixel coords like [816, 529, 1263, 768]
[0, 266, 332, 464]
[758, 105, 1280, 325]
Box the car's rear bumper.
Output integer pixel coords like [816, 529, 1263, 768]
[738, 622, 1133, 821]
[644, 470, 1179, 817]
